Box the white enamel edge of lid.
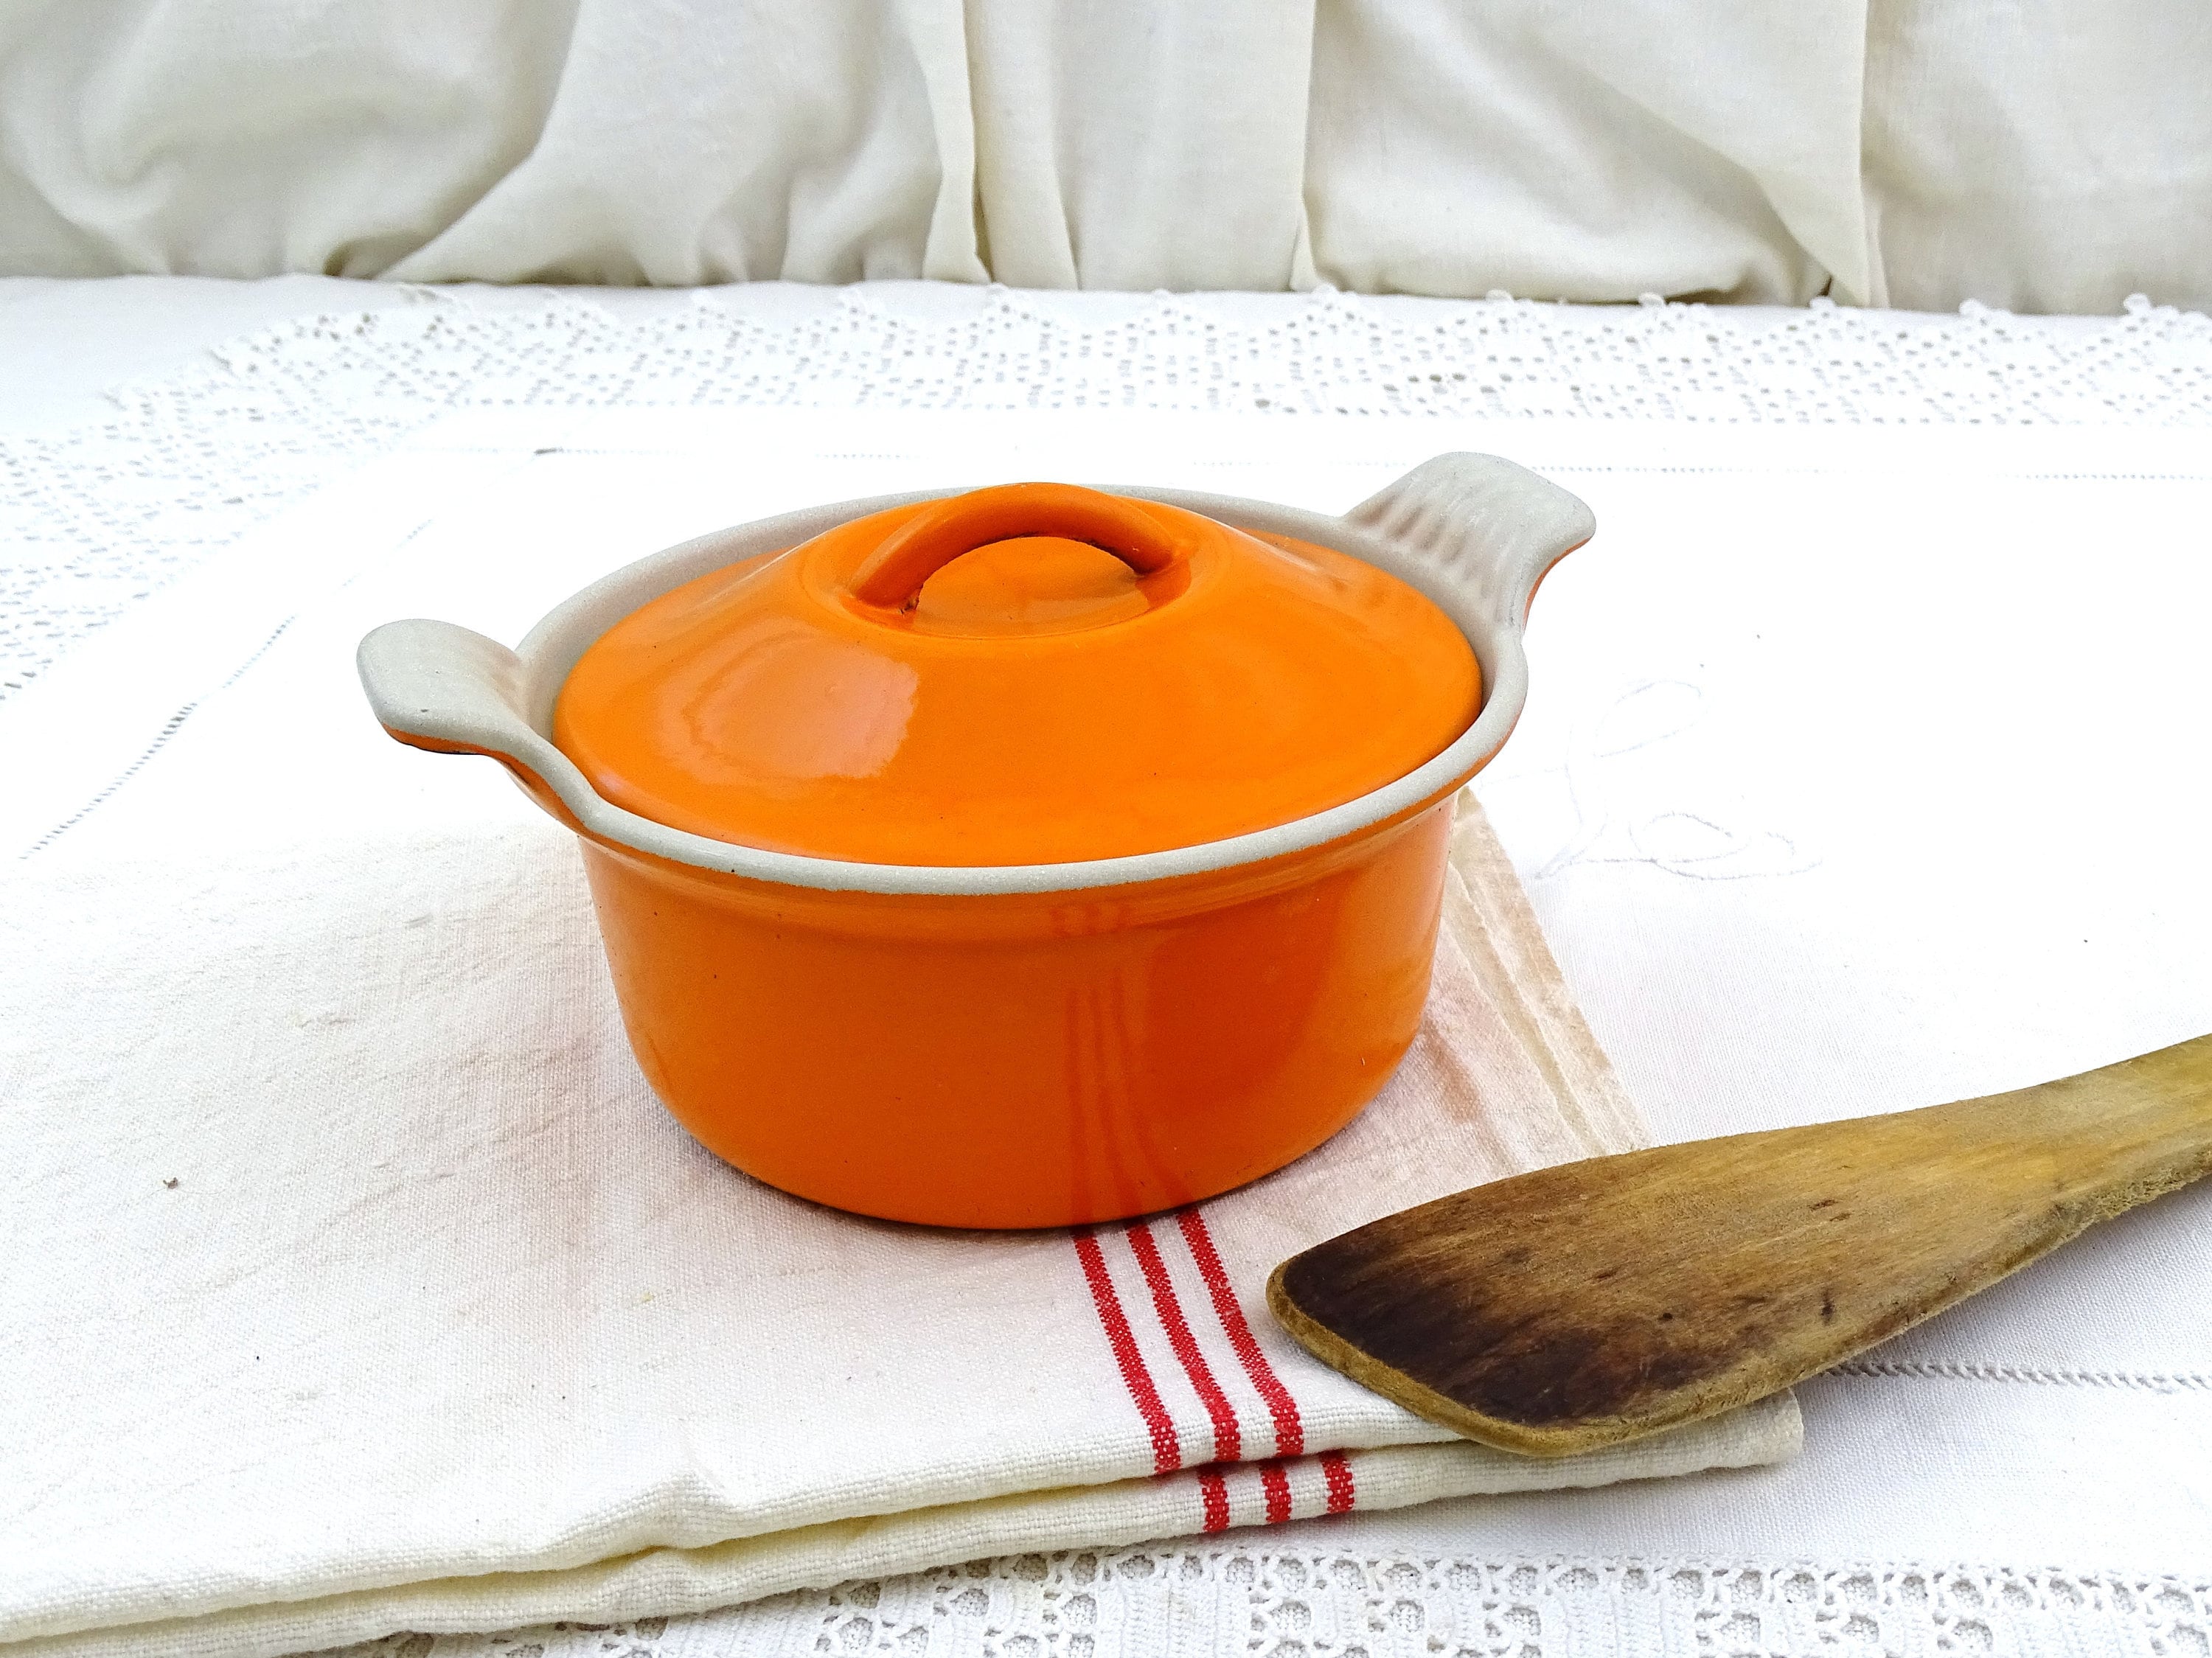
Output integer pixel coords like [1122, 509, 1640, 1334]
[358, 453, 1593, 896]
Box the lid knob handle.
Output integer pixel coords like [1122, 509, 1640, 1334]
[849, 482, 1183, 612]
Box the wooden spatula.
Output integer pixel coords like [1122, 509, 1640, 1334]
[1267, 1033, 2212, 1457]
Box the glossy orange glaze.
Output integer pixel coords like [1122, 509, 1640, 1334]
[577, 798, 1457, 1227]
[553, 484, 1478, 866]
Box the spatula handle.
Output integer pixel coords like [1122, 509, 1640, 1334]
[1963, 1033, 2212, 1214]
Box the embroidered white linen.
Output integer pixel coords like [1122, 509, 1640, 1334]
[1, 0, 2205, 308]
[0, 466, 1796, 1653]
[5, 283, 2211, 1658]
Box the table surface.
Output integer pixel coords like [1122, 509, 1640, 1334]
[4, 275, 2209, 1658]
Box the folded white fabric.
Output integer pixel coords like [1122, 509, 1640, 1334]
[9, 0, 2209, 308]
[0, 788, 1797, 1658]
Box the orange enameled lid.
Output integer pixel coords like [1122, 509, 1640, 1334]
[552, 484, 1479, 866]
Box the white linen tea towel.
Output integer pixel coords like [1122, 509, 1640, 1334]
[0, 789, 1798, 1658]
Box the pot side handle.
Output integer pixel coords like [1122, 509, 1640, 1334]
[1343, 453, 1594, 630]
[356, 619, 589, 822]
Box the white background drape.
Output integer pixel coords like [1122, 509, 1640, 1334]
[1, 0, 2204, 309]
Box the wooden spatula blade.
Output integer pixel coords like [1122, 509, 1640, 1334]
[1267, 1034, 2212, 1457]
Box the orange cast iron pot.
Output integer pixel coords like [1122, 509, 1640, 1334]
[356, 455, 1594, 1228]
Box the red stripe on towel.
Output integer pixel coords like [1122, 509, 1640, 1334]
[1178, 1208, 1305, 1457]
[1128, 1222, 1242, 1463]
[1260, 1461, 1293, 1524]
[1320, 1449, 1356, 1513]
[1198, 1467, 1232, 1532]
[1073, 1228, 1181, 1474]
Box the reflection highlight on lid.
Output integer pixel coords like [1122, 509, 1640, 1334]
[671, 619, 918, 784]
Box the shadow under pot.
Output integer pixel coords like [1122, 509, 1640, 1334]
[357, 458, 1593, 1227]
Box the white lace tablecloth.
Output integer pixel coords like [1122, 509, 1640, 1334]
[4, 278, 2211, 1657]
